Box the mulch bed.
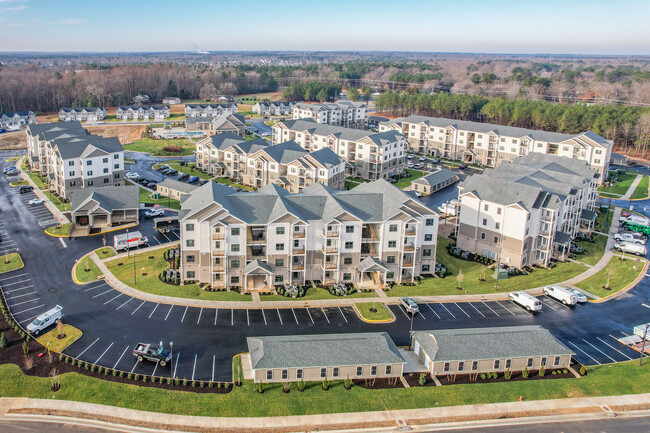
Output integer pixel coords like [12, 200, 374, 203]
[353, 378, 404, 389]
[0, 309, 231, 393]
[405, 367, 580, 388]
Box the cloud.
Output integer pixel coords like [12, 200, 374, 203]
[54, 18, 86, 25]
[0, 5, 26, 11]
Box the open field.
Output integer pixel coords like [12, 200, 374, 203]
[123, 138, 195, 156]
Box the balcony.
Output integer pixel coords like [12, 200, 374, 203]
[292, 247, 305, 254]
[404, 227, 416, 236]
[402, 261, 414, 268]
[404, 244, 415, 252]
[212, 249, 225, 256]
[325, 245, 338, 253]
[247, 228, 266, 244]
[212, 233, 225, 240]
[362, 224, 379, 242]
[325, 229, 340, 238]
[213, 263, 225, 271]
[247, 246, 266, 258]
[325, 262, 338, 269]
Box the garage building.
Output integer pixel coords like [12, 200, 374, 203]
[157, 178, 199, 201]
[70, 185, 140, 236]
[405, 169, 458, 196]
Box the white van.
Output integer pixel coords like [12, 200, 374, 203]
[614, 242, 647, 256]
[114, 231, 149, 252]
[619, 215, 650, 227]
[613, 233, 646, 245]
[509, 291, 542, 312]
[26, 305, 63, 335]
[543, 285, 578, 306]
[437, 201, 458, 216]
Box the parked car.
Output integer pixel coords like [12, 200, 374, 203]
[155, 165, 169, 172]
[431, 158, 441, 164]
[567, 288, 588, 303]
[459, 162, 469, 169]
[509, 291, 542, 312]
[614, 233, 646, 244]
[188, 176, 200, 184]
[144, 208, 164, 218]
[543, 285, 578, 306]
[399, 297, 419, 314]
[166, 169, 178, 176]
[178, 173, 190, 181]
[407, 154, 415, 159]
[199, 180, 209, 186]
[407, 163, 415, 169]
[26, 305, 63, 336]
[4, 169, 19, 176]
[419, 156, 426, 162]
[19, 185, 33, 194]
[413, 191, 422, 197]
[620, 215, 650, 227]
[133, 342, 171, 366]
[28, 198, 45, 205]
[3, 166, 16, 173]
[614, 242, 647, 256]
[125, 172, 139, 180]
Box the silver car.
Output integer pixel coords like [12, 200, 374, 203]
[399, 297, 419, 314]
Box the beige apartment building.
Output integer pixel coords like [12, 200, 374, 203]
[456, 153, 598, 269]
[292, 101, 367, 128]
[272, 119, 407, 181]
[27, 122, 88, 172]
[380, 115, 611, 181]
[178, 179, 438, 291]
[195, 133, 345, 192]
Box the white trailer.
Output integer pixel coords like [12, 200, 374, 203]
[114, 231, 148, 252]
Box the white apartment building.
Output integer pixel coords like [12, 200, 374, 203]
[252, 101, 295, 116]
[456, 153, 598, 269]
[179, 179, 438, 291]
[26, 122, 89, 173]
[292, 101, 367, 128]
[273, 119, 406, 181]
[58, 107, 107, 122]
[380, 115, 611, 181]
[116, 105, 170, 121]
[184, 103, 238, 117]
[0, 110, 36, 128]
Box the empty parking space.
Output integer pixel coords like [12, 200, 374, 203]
[562, 334, 640, 366]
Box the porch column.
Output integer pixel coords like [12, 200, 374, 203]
[244, 275, 248, 292]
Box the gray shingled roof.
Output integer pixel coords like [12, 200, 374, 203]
[412, 169, 457, 187]
[54, 136, 123, 160]
[211, 113, 245, 130]
[357, 256, 389, 272]
[261, 140, 307, 164]
[308, 148, 344, 168]
[412, 326, 574, 362]
[70, 186, 139, 213]
[158, 179, 199, 195]
[276, 119, 397, 145]
[28, 121, 85, 137]
[243, 259, 273, 275]
[247, 332, 405, 369]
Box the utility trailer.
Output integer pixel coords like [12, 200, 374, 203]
[153, 216, 179, 234]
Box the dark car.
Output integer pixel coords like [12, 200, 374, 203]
[431, 158, 441, 164]
[156, 165, 168, 172]
[459, 163, 468, 169]
[178, 173, 190, 181]
[188, 176, 200, 184]
[19, 185, 33, 193]
[199, 180, 209, 186]
[166, 169, 178, 176]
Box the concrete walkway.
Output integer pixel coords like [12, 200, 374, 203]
[622, 174, 643, 200]
[1, 394, 648, 432]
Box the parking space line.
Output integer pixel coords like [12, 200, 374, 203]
[0, 273, 29, 281]
[306, 308, 314, 324]
[153, 236, 162, 245]
[130, 359, 139, 373]
[10, 298, 40, 307]
[173, 353, 180, 378]
[565, 340, 600, 365]
[418, 310, 426, 320]
[539, 298, 558, 311]
[496, 301, 517, 316]
[212, 355, 215, 382]
[197, 307, 203, 324]
[151, 361, 159, 378]
[247, 309, 250, 326]
[596, 337, 632, 360]
[321, 307, 330, 324]
[113, 346, 130, 369]
[13, 304, 45, 315]
[191, 354, 197, 381]
[425, 304, 441, 319]
[164, 305, 174, 321]
[115, 298, 132, 311]
[20, 313, 42, 325]
[180, 306, 188, 323]
[92, 288, 113, 298]
[95, 342, 114, 364]
[77, 338, 100, 358]
[454, 302, 471, 318]
[397, 305, 410, 319]
[467, 302, 485, 317]
[161, 233, 172, 243]
[103, 293, 122, 305]
[131, 300, 146, 315]
[291, 308, 299, 324]
[148, 303, 160, 318]
[5, 287, 35, 295]
[482, 301, 500, 317]
[338, 307, 348, 323]
[84, 282, 107, 292]
[214, 309, 218, 325]
[261, 309, 267, 325]
[277, 309, 283, 325]
[1, 279, 32, 287]
[582, 339, 616, 363]
[439, 303, 456, 319]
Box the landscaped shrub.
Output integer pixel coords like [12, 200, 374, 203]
[134, 374, 140, 381]
[479, 373, 486, 380]
[191, 380, 196, 387]
[120, 371, 124, 378]
[85, 363, 90, 370]
[224, 383, 230, 389]
[538, 365, 545, 377]
[504, 368, 511, 380]
[104, 369, 109, 376]
[112, 370, 118, 376]
[258, 381, 264, 393]
[22, 341, 29, 355]
[71, 359, 76, 367]
[419, 372, 427, 386]
[563, 369, 568, 374]
[142, 376, 147, 382]
[344, 375, 352, 390]
[580, 365, 586, 375]
[128, 373, 132, 380]
[297, 378, 305, 391]
[167, 378, 172, 385]
[522, 367, 529, 378]
[91, 365, 96, 372]
[174, 378, 180, 386]
[0, 332, 8, 348]
[182, 378, 188, 386]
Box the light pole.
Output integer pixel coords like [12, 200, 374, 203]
[408, 311, 415, 350]
[640, 324, 649, 367]
[170, 341, 174, 379]
[133, 250, 137, 286]
[126, 228, 129, 257]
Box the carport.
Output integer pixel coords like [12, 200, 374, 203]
[243, 259, 273, 292]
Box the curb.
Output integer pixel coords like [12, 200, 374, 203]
[89, 222, 139, 236]
[44, 225, 70, 238]
[589, 258, 649, 303]
[352, 303, 396, 323]
[0, 254, 24, 275]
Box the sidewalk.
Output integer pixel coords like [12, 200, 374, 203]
[1, 394, 649, 432]
[622, 174, 642, 200]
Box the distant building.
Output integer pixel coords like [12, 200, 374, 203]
[404, 169, 458, 196]
[210, 113, 246, 136]
[216, 95, 234, 103]
[610, 152, 630, 166]
[116, 105, 170, 121]
[0, 110, 36, 128]
[184, 103, 238, 118]
[366, 115, 389, 129]
[162, 97, 181, 105]
[156, 178, 199, 201]
[292, 101, 367, 128]
[58, 107, 107, 123]
[252, 101, 295, 116]
[133, 94, 150, 104]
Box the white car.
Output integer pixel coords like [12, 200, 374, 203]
[399, 297, 419, 314]
[614, 233, 646, 245]
[543, 285, 578, 306]
[419, 156, 427, 162]
[407, 154, 415, 159]
[28, 198, 45, 205]
[614, 242, 647, 256]
[509, 291, 542, 312]
[407, 163, 415, 168]
[413, 191, 422, 197]
[568, 288, 588, 303]
[125, 172, 139, 180]
[144, 208, 164, 218]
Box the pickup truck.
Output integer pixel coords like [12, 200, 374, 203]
[133, 342, 172, 366]
[509, 291, 542, 312]
[620, 215, 650, 227]
[144, 208, 164, 218]
[543, 285, 578, 306]
[26, 305, 63, 335]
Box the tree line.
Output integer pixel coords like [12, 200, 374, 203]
[374, 91, 650, 152]
[282, 82, 342, 102]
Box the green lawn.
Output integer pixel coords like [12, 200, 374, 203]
[152, 161, 213, 180]
[576, 256, 645, 298]
[355, 302, 392, 321]
[345, 180, 360, 190]
[0, 253, 23, 274]
[36, 325, 82, 352]
[598, 192, 620, 199]
[260, 287, 377, 302]
[595, 206, 614, 232]
[0, 360, 648, 417]
[126, 180, 182, 210]
[21, 162, 69, 212]
[213, 177, 255, 191]
[7, 156, 20, 162]
[75, 247, 116, 284]
[389, 237, 586, 297]
[123, 138, 195, 156]
[631, 174, 650, 200]
[104, 250, 252, 302]
[45, 222, 72, 237]
[598, 171, 637, 196]
[573, 234, 607, 266]
[394, 169, 426, 189]
[9, 180, 28, 187]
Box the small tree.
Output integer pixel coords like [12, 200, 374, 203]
[418, 372, 427, 386]
[504, 368, 511, 380]
[344, 375, 352, 390]
[522, 366, 529, 378]
[0, 332, 8, 348]
[322, 377, 329, 390]
[538, 364, 545, 377]
[282, 382, 290, 393]
[22, 341, 29, 355]
[56, 320, 65, 338]
[579, 364, 586, 376]
[604, 267, 616, 290]
[257, 381, 264, 393]
[456, 270, 464, 290]
[49, 368, 60, 391]
[297, 378, 305, 392]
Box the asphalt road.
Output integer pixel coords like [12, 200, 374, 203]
[124, 151, 196, 183]
[1, 151, 649, 382]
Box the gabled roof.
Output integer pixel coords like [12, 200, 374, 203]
[70, 186, 139, 213]
[53, 136, 123, 160]
[308, 148, 344, 168]
[260, 140, 307, 164]
[28, 121, 85, 137]
[158, 178, 199, 195]
[412, 169, 458, 187]
[357, 256, 389, 272]
[211, 113, 245, 130]
[275, 118, 403, 147]
[243, 259, 273, 275]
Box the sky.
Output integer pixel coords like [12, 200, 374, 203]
[0, 0, 649, 54]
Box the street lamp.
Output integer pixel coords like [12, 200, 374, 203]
[640, 324, 649, 367]
[408, 311, 415, 350]
[126, 228, 129, 257]
[133, 251, 137, 286]
[170, 341, 174, 379]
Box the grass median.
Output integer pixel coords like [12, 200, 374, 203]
[631, 174, 650, 200]
[576, 256, 645, 298]
[74, 248, 115, 283]
[123, 138, 195, 156]
[395, 169, 425, 189]
[152, 161, 213, 180]
[0, 253, 23, 274]
[213, 177, 255, 191]
[36, 325, 82, 352]
[0, 360, 648, 417]
[45, 222, 72, 237]
[598, 171, 637, 196]
[126, 180, 181, 210]
[355, 302, 393, 321]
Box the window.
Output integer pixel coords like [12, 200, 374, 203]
[494, 360, 500, 369]
[346, 225, 354, 233]
[186, 255, 195, 263]
[69, 181, 76, 187]
[69, 171, 74, 176]
[68, 161, 74, 166]
[482, 218, 487, 226]
[231, 259, 240, 268]
[494, 236, 499, 244]
[276, 227, 285, 235]
[388, 241, 396, 248]
[495, 222, 500, 230]
[423, 249, 431, 257]
[385, 365, 392, 375]
[497, 208, 501, 215]
[114, 173, 120, 179]
[320, 368, 327, 378]
[185, 239, 194, 248]
[274, 275, 283, 283]
[426, 218, 434, 226]
[541, 357, 547, 367]
[356, 366, 363, 376]
[86, 160, 92, 166]
[443, 362, 450, 372]
[281, 369, 288, 380]
[231, 276, 240, 284]
[389, 224, 398, 232]
[333, 367, 339, 377]
[554, 356, 561, 366]
[343, 257, 352, 265]
[387, 272, 394, 279]
[231, 244, 240, 252]
[505, 359, 511, 369]
[387, 256, 395, 264]
[458, 362, 464, 372]
[527, 358, 534, 368]
[424, 234, 432, 241]
[472, 361, 478, 371]
[484, 204, 489, 211]
[276, 243, 284, 251]
[296, 368, 303, 379]
[87, 170, 93, 176]
[102, 157, 108, 163]
[267, 370, 273, 380]
[103, 168, 109, 173]
[275, 259, 284, 267]
[481, 232, 486, 240]
[422, 264, 430, 272]
[371, 366, 377, 376]
[345, 241, 353, 249]
[185, 223, 194, 232]
[231, 228, 240, 236]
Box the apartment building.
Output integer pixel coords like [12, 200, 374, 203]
[58, 107, 107, 123]
[184, 103, 238, 117]
[162, 97, 181, 105]
[0, 110, 36, 128]
[456, 153, 599, 269]
[26, 122, 89, 172]
[116, 105, 170, 121]
[195, 133, 345, 191]
[252, 101, 295, 116]
[210, 113, 246, 136]
[380, 115, 611, 181]
[273, 118, 407, 181]
[292, 101, 367, 128]
[178, 179, 438, 291]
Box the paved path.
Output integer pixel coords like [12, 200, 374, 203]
[1, 394, 648, 432]
[622, 174, 643, 200]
